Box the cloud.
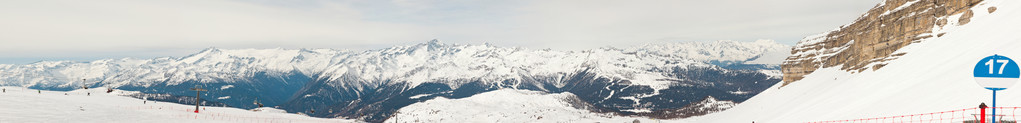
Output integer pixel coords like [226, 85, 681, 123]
[0, 0, 879, 64]
[0, 0, 432, 58]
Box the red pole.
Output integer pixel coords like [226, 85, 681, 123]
[982, 107, 987, 123]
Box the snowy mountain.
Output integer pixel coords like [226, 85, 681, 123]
[0, 39, 788, 122]
[686, 0, 1021, 122]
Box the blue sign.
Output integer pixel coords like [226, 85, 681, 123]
[974, 54, 1020, 90]
[974, 54, 1020, 123]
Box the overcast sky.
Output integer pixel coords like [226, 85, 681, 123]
[0, 0, 879, 64]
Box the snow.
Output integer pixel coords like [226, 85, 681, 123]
[625, 40, 790, 62]
[388, 89, 660, 123]
[698, 96, 736, 110]
[408, 94, 430, 99]
[684, 0, 1021, 122]
[728, 90, 749, 95]
[744, 40, 793, 64]
[0, 40, 787, 94]
[758, 70, 783, 79]
[220, 85, 233, 90]
[217, 96, 230, 100]
[0, 86, 355, 123]
[879, 0, 920, 17]
[251, 107, 287, 113]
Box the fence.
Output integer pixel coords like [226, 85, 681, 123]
[807, 107, 1021, 123]
[0, 87, 345, 123]
[120, 105, 344, 123]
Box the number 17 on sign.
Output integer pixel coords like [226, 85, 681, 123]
[974, 54, 1020, 123]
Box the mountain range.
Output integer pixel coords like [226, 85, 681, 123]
[0, 39, 788, 122]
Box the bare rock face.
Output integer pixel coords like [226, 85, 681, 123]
[780, 0, 984, 86]
[959, 10, 975, 25]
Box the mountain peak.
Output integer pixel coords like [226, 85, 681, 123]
[423, 39, 445, 51]
[428, 39, 441, 44]
[780, 0, 985, 86]
[200, 47, 221, 52]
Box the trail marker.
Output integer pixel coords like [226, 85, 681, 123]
[974, 54, 1020, 123]
[191, 86, 207, 113]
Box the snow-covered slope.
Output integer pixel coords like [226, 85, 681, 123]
[0, 86, 353, 123]
[388, 89, 745, 123]
[687, 0, 1021, 122]
[386, 89, 645, 122]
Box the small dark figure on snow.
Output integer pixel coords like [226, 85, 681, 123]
[254, 100, 264, 107]
[310, 109, 315, 114]
[106, 88, 113, 93]
[64, 93, 68, 95]
[3, 88, 5, 93]
[37, 90, 41, 94]
[87, 92, 90, 96]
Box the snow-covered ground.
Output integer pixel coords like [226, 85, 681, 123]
[388, 89, 662, 123]
[683, 0, 1021, 122]
[0, 86, 355, 123]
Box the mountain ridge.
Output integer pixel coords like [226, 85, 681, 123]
[0, 40, 788, 122]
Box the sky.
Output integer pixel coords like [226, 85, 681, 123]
[0, 0, 879, 64]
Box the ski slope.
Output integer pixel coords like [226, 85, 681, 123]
[387, 89, 662, 123]
[684, 0, 1021, 122]
[0, 86, 355, 123]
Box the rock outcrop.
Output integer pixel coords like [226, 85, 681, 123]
[781, 0, 986, 86]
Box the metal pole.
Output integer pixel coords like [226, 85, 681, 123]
[982, 106, 987, 123]
[993, 90, 997, 123]
[191, 86, 206, 113]
[196, 89, 200, 112]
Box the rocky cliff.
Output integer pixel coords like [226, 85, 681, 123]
[781, 0, 991, 86]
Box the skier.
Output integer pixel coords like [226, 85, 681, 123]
[2, 88, 5, 93]
[37, 90, 40, 94]
[87, 92, 90, 96]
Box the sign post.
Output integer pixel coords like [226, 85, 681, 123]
[974, 54, 1020, 123]
[190, 86, 207, 113]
